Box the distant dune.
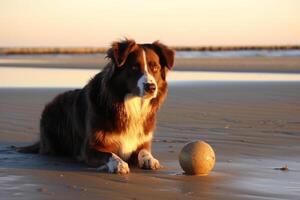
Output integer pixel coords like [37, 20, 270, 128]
[1, 45, 300, 55]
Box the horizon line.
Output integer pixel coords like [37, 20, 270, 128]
[1, 45, 300, 55]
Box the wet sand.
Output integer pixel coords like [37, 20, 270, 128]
[1, 54, 300, 73]
[1, 82, 300, 200]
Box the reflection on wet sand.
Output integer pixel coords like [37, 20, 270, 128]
[1, 67, 300, 88]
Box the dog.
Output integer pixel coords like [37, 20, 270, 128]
[17, 39, 175, 174]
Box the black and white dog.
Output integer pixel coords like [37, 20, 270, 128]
[17, 39, 175, 174]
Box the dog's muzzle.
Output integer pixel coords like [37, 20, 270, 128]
[137, 73, 158, 98]
[143, 83, 156, 94]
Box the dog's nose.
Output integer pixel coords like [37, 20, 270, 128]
[144, 83, 156, 94]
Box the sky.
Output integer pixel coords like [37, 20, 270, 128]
[0, 0, 299, 47]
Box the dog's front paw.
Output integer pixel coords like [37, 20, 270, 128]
[110, 158, 130, 174]
[138, 149, 160, 170]
[97, 153, 130, 174]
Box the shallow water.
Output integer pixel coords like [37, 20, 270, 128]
[176, 50, 300, 58]
[1, 67, 300, 88]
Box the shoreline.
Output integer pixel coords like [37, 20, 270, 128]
[1, 55, 300, 73]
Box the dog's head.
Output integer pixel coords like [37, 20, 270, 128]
[106, 39, 175, 99]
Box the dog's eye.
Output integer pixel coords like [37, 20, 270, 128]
[132, 65, 139, 71]
[151, 65, 159, 73]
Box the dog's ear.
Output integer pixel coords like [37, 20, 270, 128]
[152, 41, 175, 70]
[107, 39, 137, 67]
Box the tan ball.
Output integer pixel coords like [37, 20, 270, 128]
[179, 140, 216, 175]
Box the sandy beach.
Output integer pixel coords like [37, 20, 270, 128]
[1, 56, 300, 200]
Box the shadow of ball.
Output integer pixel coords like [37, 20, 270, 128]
[179, 140, 216, 175]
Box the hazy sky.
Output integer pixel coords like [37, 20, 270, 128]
[1, 0, 299, 47]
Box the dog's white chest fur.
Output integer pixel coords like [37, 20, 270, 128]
[117, 95, 152, 160]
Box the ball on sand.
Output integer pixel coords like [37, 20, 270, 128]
[179, 140, 216, 175]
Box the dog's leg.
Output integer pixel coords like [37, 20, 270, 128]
[137, 149, 160, 170]
[85, 148, 130, 174]
[97, 153, 130, 174]
[129, 141, 160, 170]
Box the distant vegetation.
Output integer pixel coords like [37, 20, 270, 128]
[0, 47, 107, 55]
[173, 45, 300, 51]
[0, 45, 299, 55]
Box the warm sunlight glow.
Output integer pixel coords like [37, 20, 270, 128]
[1, 0, 299, 46]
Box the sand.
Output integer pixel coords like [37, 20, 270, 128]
[1, 54, 300, 72]
[1, 55, 300, 199]
[1, 82, 300, 200]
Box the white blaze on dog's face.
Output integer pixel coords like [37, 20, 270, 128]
[110, 46, 168, 100]
[136, 50, 158, 98]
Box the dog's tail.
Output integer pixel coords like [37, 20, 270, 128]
[13, 141, 40, 154]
